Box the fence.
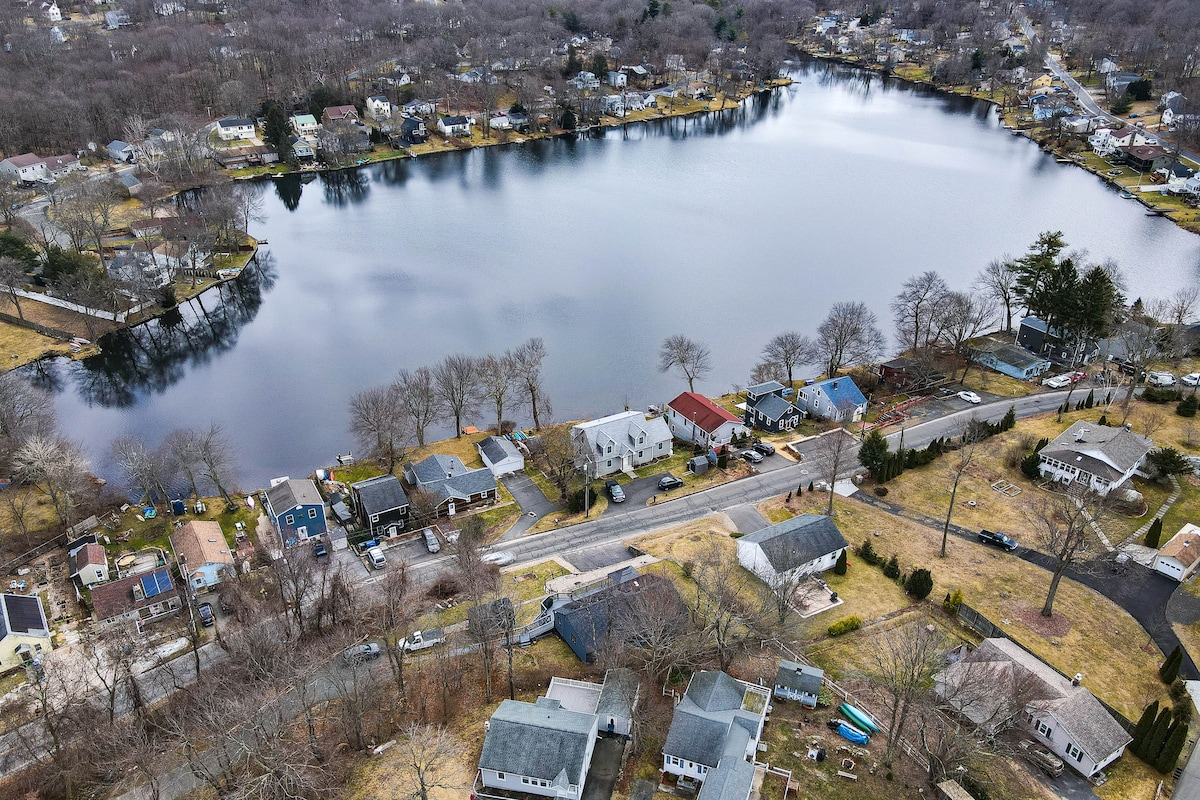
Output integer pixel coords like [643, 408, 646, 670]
[0, 309, 77, 340]
[13, 288, 153, 323]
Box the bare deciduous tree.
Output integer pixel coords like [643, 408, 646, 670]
[891, 270, 950, 354]
[813, 429, 855, 516]
[861, 619, 946, 765]
[433, 353, 480, 437]
[11, 434, 90, 523]
[975, 257, 1018, 332]
[392, 723, 466, 800]
[396, 366, 440, 447]
[658, 334, 712, 392]
[111, 434, 175, 510]
[194, 423, 238, 508]
[1024, 491, 1108, 618]
[816, 301, 886, 378]
[940, 422, 985, 557]
[0, 255, 28, 320]
[349, 383, 410, 473]
[477, 351, 518, 435]
[510, 336, 551, 429]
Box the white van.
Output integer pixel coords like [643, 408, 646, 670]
[367, 546, 386, 569]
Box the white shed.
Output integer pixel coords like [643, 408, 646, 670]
[478, 436, 525, 477]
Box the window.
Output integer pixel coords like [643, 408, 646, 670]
[639, 435, 644, 444]
[308, 508, 317, 519]
[638, 451, 643, 459]
[497, 773, 505, 780]
[371, 514, 379, 523]
[658, 443, 664, 450]
[521, 777, 531, 785]
[1066, 743, 1083, 762]
[607, 444, 613, 454]
[285, 514, 294, 525]
[1035, 719, 1053, 739]
[607, 460, 612, 468]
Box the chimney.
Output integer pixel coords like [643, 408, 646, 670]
[1125, 423, 1132, 431]
[832, 381, 839, 390]
[1072, 673, 1082, 686]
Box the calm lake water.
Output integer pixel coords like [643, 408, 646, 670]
[36, 61, 1200, 488]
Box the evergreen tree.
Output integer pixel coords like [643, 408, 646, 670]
[1178, 394, 1198, 418]
[1160, 644, 1183, 683]
[883, 554, 900, 579]
[563, 44, 582, 77]
[797, 482, 804, 495]
[1156, 720, 1189, 774]
[858, 430, 890, 478]
[590, 52, 608, 76]
[905, 568, 933, 599]
[1001, 406, 1016, 431]
[808, 481, 814, 492]
[1142, 707, 1174, 760]
[834, 549, 847, 575]
[1146, 518, 1165, 549]
[1098, 413, 1108, 426]
[263, 103, 294, 163]
[1085, 389, 1094, 409]
[1131, 700, 1159, 755]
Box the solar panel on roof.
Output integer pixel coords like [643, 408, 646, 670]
[4, 595, 46, 635]
[140, 570, 173, 599]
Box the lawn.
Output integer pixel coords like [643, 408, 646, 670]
[414, 560, 569, 630]
[111, 495, 255, 554]
[526, 494, 609, 534]
[0, 319, 80, 370]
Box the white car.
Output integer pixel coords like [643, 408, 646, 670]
[1041, 375, 1072, 389]
[481, 550, 516, 567]
[1183, 372, 1200, 386]
[957, 390, 982, 404]
[1148, 372, 1177, 387]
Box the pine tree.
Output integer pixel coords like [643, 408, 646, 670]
[834, 549, 847, 575]
[1085, 389, 1094, 409]
[1160, 644, 1183, 683]
[883, 554, 900, 579]
[1098, 414, 1108, 426]
[1156, 719, 1190, 774]
[808, 481, 814, 492]
[1141, 707, 1174, 761]
[263, 103, 294, 163]
[1146, 519, 1165, 550]
[1131, 700, 1159, 755]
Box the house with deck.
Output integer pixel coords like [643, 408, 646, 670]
[90, 568, 182, 628]
[736, 514, 848, 588]
[967, 337, 1051, 380]
[571, 411, 672, 478]
[263, 478, 328, 546]
[216, 116, 256, 141]
[553, 569, 686, 663]
[1037, 420, 1152, 496]
[544, 669, 641, 736]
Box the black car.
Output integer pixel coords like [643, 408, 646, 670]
[197, 602, 215, 627]
[978, 529, 1018, 551]
[752, 442, 776, 456]
[658, 475, 685, 491]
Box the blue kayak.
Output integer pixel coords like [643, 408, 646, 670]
[837, 722, 870, 744]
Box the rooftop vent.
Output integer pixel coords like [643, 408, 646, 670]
[1072, 673, 1082, 686]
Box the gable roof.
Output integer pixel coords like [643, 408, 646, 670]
[408, 454, 471, 485]
[291, 114, 317, 126]
[0, 593, 50, 639]
[479, 436, 522, 465]
[808, 377, 867, 411]
[749, 393, 799, 422]
[739, 514, 848, 573]
[573, 411, 672, 459]
[218, 116, 254, 128]
[90, 567, 179, 621]
[1040, 421, 1153, 482]
[171, 520, 234, 568]
[265, 478, 323, 515]
[351, 474, 409, 515]
[746, 380, 785, 397]
[968, 337, 1049, 371]
[4, 153, 44, 168]
[1158, 525, 1200, 568]
[775, 660, 823, 694]
[663, 671, 767, 768]
[480, 697, 596, 783]
[668, 392, 741, 434]
[69, 542, 107, 576]
[441, 115, 469, 125]
[555, 573, 686, 661]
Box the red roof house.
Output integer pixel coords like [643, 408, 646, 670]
[666, 392, 749, 448]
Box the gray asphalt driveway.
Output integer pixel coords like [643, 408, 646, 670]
[580, 735, 625, 800]
[726, 504, 770, 534]
[499, 472, 562, 540]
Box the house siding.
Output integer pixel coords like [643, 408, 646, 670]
[773, 686, 818, 707]
[1027, 710, 1107, 778]
[187, 562, 228, 589]
[661, 754, 711, 782]
[77, 564, 107, 587]
[555, 611, 599, 663]
[273, 503, 328, 543]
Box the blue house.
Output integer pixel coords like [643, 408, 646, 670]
[743, 381, 802, 433]
[967, 337, 1051, 380]
[263, 478, 327, 547]
[1017, 317, 1100, 365]
[553, 570, 685, 663]
[796, 377, 868, 423]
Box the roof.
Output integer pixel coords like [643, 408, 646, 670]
[218, 116, 254, 128]
[108, 140, 133, 150]
[555, 573, 686, 661]
[408, 455, 497, 503]
[171, 520, 234, 568]
[747, 393, 798, 422]
[880, 357, 920, 370]
[324, 105, 357, 117]
[408, 454, 472, 485]
[441, 115, 469, 125]
[367, 95, 388, 103]
[265, 478, 323, 515]
[0, 593, 50, 639]
[696, 726, 755, 800]
[1158, 525, 1200, 568]
[668, 392, 741, 434]
[936, 639, 1130, 766]
[90, 567, 179, 621]
[1123, 144, 1169, 160]
[597, 668, 640, 721]
[663, 671, 767, 768]
[291, 114, 317, 125]
[1040, 421, 1153, 482]
[572, 411, 672, 460]
[480, 697, 596, 783]
[739, 514, 849, 574]
[478, 436, 522, 465]
[775, 660, 823, 694]
[352, 474, 409, 515]
[69, 542, 107, 576]
[969, 337, 1049, 371]
[808, 377, 867, 412]
[746, 380, 785, 397]
[3, 153, 44, 168]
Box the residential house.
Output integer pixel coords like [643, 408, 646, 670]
[1017, 317, 1099, 365]
[488, 114, 513, 130]
[607, 70, 627, 88]
[553, 570, 686, 663]
[478, 436, 525, 477]
[569, 71, 601, 90]
[546, 670, 641, 738]
[774, 660, 823, 707]
[384, 71, 412, 87]
[1037, 420, 1153, 496]
[1097, 57, 1119, 75]
[41, 1, 61, 21]
[623, 93, 646, 112]
[366, 95, 392, 120]
[402, 454, 498, 516]
[322, 105, 359, 124]
[289, 114, 319, 138]
[118, 172, 142, 196]
[437, 115, 472, 136]
[395, 117, 428, 145]
[263, 478, 328, 545]
[1089, 126, 1154, 158]
[42, 154, 82, 179]
[154, 0, 185, 14]
[478, 697, 598, 799]
[289, 136, 316, 163]
[104, 8, 132, 29]
[213, 145, 279, 169]
[601, 95, 625, 116]
[1060, 115, 1096, 135]
[666, 392, 749, 449]
[934, 638, 1130, 777]
[107, 140, 138, 163]
[736, 514, 848, 588]
[350, 474, 409, 536]
[68, 542, 110, 588]
[216, 116, 256, 142]
[402, 99, 437, 116]
[0, 594, 51, 671]
[90, 568, 183, 628]
[0, 154, 50, 184]
[571, 411, 673, 478]
[170, 520, 235, 590]
[743, 381, 802, 434]
[967, 337, 1051, 380]
[796, 377, 868, 423]
[1119, 144, 1172, 173]
[1106, 72, 1140, 96]
[1029, 73, 1055, 93]
[1152, 524, 1200, 581]
[661, 671, 769, 800]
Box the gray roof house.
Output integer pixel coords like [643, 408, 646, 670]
[934, 638, 1130, 778]
[107, 140, 137, 163]
[774, 660, 823, 707]
[571, 410, 673, 478]
[402, 454, 498, 516]
[478, 436, 525, 477]
[736, 514, 849, 587]
[479, 696, 599, 800]
[662, 671, 770, 800]
[350, 474, 409, 535]
[544, 668, 641, 736]
[1037, 420, 1153, 496]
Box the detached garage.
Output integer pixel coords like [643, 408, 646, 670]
[1153, 524, 1200, 582]
[478, 436, 525, 477]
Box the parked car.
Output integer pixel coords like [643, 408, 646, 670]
[606, 479, 625, 503]
[1018, 739, 1064, 777]
[658, 475, 685, 491]
[422, 527, 441, 553]
[197, 602, 215, 627]
[1148, 371, 1177, 386]
[1041, 375, 1072, 389]
[482, 550, 516, 567]
[752, 441, 776, 456]
[978, 529, 1019, 551]
[1183, 372, 1200, 386]
[1068, 371, 1087, 383]
[342, 642, 382, 664]
[741, 449, 764, 463]
[312, 538, 328, 561]
[957, 390, 982, 404]
[367, 546, 386, 569]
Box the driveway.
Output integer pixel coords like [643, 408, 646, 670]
[604, 473, 670, 515]
[580, 735, 625, 800]
[499, 472, 562, 540]
[726, 504, 770, 534]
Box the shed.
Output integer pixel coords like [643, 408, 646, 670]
[478, 436, 525, 477]
[687, 456, 709, 475]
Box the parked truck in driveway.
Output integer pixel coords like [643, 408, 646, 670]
[401, 629, 446, 653]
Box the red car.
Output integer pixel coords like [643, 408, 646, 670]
[1068, 371, 1087, 383]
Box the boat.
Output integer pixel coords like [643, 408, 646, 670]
[836, 722, 870, 744]
[1119, 192, 1136, 199]
[839, 702, 882, 733]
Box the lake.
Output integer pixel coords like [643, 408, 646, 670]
[35, 60, 1200, 489]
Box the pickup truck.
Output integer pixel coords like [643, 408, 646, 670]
[1018, 739, 1064, 777]
[978, 529, 1019, 552]
[402, 629, 446, 653]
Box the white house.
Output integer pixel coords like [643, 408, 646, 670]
[365, 95, 392, 120]
[662, 671, 769, 800]
[478, 436, 525, 477]
[544, 669, 640, 736]
[607, 70, 627, 88]
[41, 154, 82, 179]
[171, 520, 235, 590]
[736, 514, 848, 588]
[569, 71, 601, 90]
[68, 542, 109, 588]
[1089, 126, 1154, 158]
[0, 594, 52, 671]
[0, 154, 50, 184]
[773, 660, 823, 708]
[796, 377, 868, 423]
[437, 115, 472, 136]
[666, 392, 749, 449]
[1153, 524, 1200, 582]
[289, 114, 319, 137]
[934, 638, 1130, 778]
[479, 696, 598, 799]
[1037, 420, 1153, 496]
[41, 1, 61, 22]
[216, 116, 255, 141]
[571, 411, 673, 478]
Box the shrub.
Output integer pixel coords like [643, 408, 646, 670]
[833, 549, 847, 575]
[1157, 720, 1189, 774]
[873, 486, 889, 497]
[564, 486, 596, 514]
[1143, 387, 1182, 403]
[1131, 700, 1160, 757]
[905, 568, 934, 599]
[857, 538, 880, 566]
[883, 554, 901, 579]
[1003, 443, 1027, 469]
[1146, 518, 1164, 549]
[1015, 431, 1039, 451]
[1098, 414, 1108, 426]
[1148, 447, 1193, 478]
[943, 588, 964, 614]
[730, 532, 743, 538]
[827, 615, 863, 637]
[1021, 452, 1043, 480]
[1160, 644, 1183, 684]
[1178, 395, 1198, 418]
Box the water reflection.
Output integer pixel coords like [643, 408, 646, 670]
[274, 174, 305, 211]
[320, 169, 371, 206]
